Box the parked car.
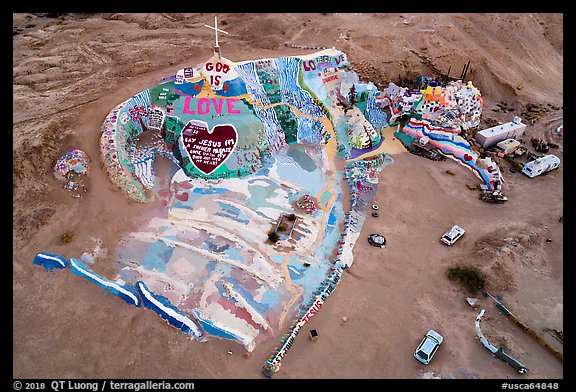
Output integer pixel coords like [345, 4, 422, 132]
[441, 225, 465, 246]
[414, 330, 444, 365]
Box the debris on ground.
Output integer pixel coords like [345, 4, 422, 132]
[543, 328, 563, 344]
[296, 193, 318, 214]
[54, 149, 90, 198]
[521, 102, 551, 124]
[466, 297, 479, 308]
[420, 371, 442, 379]
[309, 329, 318, 341]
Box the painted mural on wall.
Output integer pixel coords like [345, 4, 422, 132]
[36, 46, 495, 378]
[373, 79, 500, 189]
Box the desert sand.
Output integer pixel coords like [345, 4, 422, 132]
[13, 13, 563, 381]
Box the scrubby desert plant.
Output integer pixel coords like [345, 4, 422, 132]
[61, 231, 74, 244]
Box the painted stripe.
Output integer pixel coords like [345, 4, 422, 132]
[135, 281, 203, 339]
[192, 309, 254, 351]
[35, 252, 67, 268]
[69, 258, 141, 307]
[235, 62, 284, 148]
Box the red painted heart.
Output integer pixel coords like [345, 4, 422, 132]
[180, 120, 238, 175]
[176, 192, 189, 202]
[463, 154, 473, 161]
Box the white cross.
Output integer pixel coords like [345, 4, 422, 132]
[204, 16, 229, 53]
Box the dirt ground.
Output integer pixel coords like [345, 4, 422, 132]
[13, 13, 563, 381]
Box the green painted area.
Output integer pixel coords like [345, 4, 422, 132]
[393, 129, 417, 147]
[410, 97, 425, 119]
[149, 81, 175, 106]
[286, 145, 317, 172]
[273, 104, 299, 144]
[256, 60, 282, 104]
[355, 91, 368, 114]
[165, 116, 187, 141]
[320, 190, 332, 207]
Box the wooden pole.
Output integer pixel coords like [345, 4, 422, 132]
[463, 61, 471, 80]
[484, 290, 563, 363]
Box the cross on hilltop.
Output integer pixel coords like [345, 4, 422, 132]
[204, 16, 229, 59]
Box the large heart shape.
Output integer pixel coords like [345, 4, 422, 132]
[180, 120, 238, 175]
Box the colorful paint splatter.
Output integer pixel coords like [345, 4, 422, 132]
[53, 149, 90, 181]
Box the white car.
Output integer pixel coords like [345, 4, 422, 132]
[441, 225, 465, 246]
[414, 330, 444, 365]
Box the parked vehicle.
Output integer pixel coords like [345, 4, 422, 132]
[440, 225, 465, 245]
[521, 154, 560, 178]
[414, 330, 444, 365]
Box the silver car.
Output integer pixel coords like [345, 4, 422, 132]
[414, 330, 444, 365]
[440, 225, 465, 246]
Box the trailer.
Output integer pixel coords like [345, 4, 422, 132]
[521, 154, 560, 178]
[475, 116, 526, 148]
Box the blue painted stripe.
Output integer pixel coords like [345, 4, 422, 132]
[192, 310, 252, 351]
[69, 258, 141, 307]
[296, 116, 323, 144]
[130, 89, 151, 110]
[366, 91, 389, 130]
[135, 281, 203, 339]
[33, 252, 67, 271]
[275, 56, 324, 118]
[235, 62, 283, 147]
